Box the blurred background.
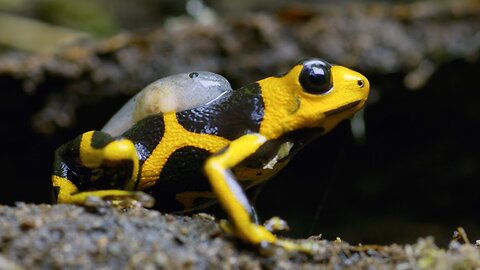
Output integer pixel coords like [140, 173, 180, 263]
[0, 0, 479, 246]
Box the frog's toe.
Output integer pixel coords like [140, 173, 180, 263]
[220, 219, 319, 254]
[219, 220, 277, 245]
[263, 216, 290, 233]
[274, 239, 317, 254]
[68, 190, 154, 209]
[258, 238, 319, 255]
[99, 191, 155, 208]
[219, 219, 234, 234]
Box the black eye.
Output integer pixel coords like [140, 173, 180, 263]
[189, 72, 199, 78]
[299, 61, 332, 94]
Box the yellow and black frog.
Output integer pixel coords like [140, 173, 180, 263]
[52, 58, 369, 250]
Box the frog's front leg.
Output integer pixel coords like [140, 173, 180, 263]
[204, 133, 277, 245]
[52, 131, 149, 206]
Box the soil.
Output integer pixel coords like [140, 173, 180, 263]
[0, 203, 479, 269]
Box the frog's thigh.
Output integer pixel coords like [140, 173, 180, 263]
[80, 131, 139, 190]
[53, 131, 140, 205]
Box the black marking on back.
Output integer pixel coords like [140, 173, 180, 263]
[146, 146, 212, 212]
[176, 83, 264, 140]
[122, 114, 165, 163]
[91, 131, 113, 149]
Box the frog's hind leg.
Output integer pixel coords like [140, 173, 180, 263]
[52, 131, 149, 206]
[79, 130, 140, 191]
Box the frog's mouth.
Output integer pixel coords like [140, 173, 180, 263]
[324, 100, 362, 116]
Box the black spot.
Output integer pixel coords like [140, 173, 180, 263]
[90, 131, 113, 149]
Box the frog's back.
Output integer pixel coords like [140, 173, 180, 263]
[118, 82, 268, 212]
[175, 82, 265, 140]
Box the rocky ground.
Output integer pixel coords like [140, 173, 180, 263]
[0, 203, 479, 269]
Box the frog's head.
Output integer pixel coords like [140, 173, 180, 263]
[258, 58, 370, 139]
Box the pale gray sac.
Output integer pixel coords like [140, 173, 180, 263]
[102, 71, 232, 136]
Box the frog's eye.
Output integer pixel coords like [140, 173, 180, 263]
[299, 61, 332, 95]
[189, 72, 199, 78]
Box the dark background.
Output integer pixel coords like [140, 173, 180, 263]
[0, 0, 479, 246]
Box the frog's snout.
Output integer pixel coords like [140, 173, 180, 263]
[357, 78, 366, 89]
[331, 65, 370, 98]
[353, 73, 370, 105]
[356, 74, 370, 93]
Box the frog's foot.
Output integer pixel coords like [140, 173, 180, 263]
[84, 190, 155, 208]
[273, 239, 319, 254]
[263, 216, 290, 233]
[53, 174, 154, 208]
[57, 186, 154, 208]
[219, 219, 276, 244]
[220, 219, 320, 254]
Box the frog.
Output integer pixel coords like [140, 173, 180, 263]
[52, 58, 370, 250]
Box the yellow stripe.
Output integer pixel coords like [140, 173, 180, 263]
[79, 131, 103, 168]
[139, 112, 230, 190]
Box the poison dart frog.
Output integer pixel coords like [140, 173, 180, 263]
[52, 58, 370, 250]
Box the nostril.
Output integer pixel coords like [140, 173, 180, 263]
[357, 79, 365, 88]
